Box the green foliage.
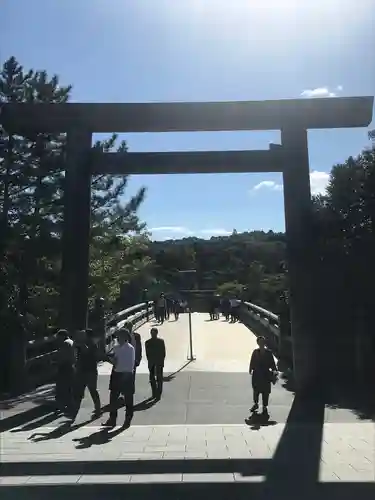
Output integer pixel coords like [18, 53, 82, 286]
[216, 281, 245, 297]
[148, 231, 287, 311]
[0, 56, 150, 337]
[311, 137, 375, 380]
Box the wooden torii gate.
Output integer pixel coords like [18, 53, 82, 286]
[2, 95, 373, 391]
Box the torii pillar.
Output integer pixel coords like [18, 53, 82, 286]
[60, 129, 93, 332]
[282, 127, 320, 392]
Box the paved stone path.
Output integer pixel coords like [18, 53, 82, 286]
[1, 422, 374, 491]
[1, 314, 374, 495]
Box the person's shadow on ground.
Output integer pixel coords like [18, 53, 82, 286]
[28, 421, 76, 442]
[73, 424, 129, 449]
[10, 410, 61, 433]
[163, 360, 193, 383]
[245, 411, 277, 431]
[134, 396, 158, 411]
[28, 412, 103, 442]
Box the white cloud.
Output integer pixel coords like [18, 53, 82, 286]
[150, 226, 193, 235]
[252, 180, 282, 192]
[300, 85, 343, 98]
[150, 226, 232, 240]
[251, 171, 329, 196]
[309, 170, 330, 195]
[200, 228, 231, 236]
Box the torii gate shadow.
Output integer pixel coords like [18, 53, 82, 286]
[1, 393, 374, 499]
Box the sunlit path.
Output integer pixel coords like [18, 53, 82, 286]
[98, 313, 260, 375]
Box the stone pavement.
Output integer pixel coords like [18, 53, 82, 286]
[1, 420, 374, 496]
[1, 314, 374, 497]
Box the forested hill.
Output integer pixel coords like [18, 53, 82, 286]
[147, 230, 287, 313]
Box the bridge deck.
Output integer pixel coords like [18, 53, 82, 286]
[100, 311, 262, 375]
[1, 314, 374, 491]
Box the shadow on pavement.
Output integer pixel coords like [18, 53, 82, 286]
[10, 411, 62, 433]
[245, 411, 277, 431]
[101, 394, 158, 415]
[0, 482, 374, 500]
[262, 391, 326, 497]
[28, 421, 77, 442]
[134, 396, 158, 412]
[72, 425, 130, 449]
[27, 413, 104, 443]
[281, 371, 375, 422]
[163, 360, 194, 382]
[1, 482, 373, 500]
[0, 456, 269, 476]
[1, 393, 374, 499]
[0, 404, 56, 433]
[324, 387, 375, 422]
[0, 384, 55, 410]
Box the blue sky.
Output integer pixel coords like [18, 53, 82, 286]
[1, 0, 374, 240]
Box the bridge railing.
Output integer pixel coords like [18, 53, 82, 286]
[105, 301, 154, 349]
[23, 301, 153, 393]
[240, 301, 292, 362]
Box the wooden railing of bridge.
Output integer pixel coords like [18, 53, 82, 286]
[240, 301, 292, 365]
[4, 298, 292, 396]
[19, 301, 154, 394]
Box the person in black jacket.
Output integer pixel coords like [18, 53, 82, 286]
[145, 327, 166, 399]
[71, 329, 101, 420]
[55, 329, 75, 415]
[123, 322, 142, 394]
[249, 336, 277, 416]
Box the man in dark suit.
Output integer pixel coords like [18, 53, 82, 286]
[145, 327, 166, 399]
[124, 322, 142, 393]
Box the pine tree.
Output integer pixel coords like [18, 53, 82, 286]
[0, 56, 151, 337]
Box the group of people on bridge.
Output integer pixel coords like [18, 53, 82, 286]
[152, 293, 185, 323]
[152, 292, 242, 325]
[208, 295, 242, 323]
[55, 323, 166, 428]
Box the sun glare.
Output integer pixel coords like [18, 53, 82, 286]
[183, 0, 366, 21]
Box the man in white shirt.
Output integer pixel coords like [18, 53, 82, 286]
[103, 328, 135, 428]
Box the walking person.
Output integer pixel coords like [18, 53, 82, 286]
[153, 299, 159, 322]
[222, 297, 230, 321]
[55, 329, 75, 415]
[145, 327, 166, 399]
[156, 293, 166, 324]
[172, 299, 180, 321]
[71, 329, 101, 421]
[231, 298, 241, 323]
[208, 295, 216, 321]
[229, 298, 237, 322]
[249, 336, 278, 416]
[213, 295, 220, 320]
[124, 322, 142, 394]
[165, 296, 171, 321]
[104, 328, 135, 428]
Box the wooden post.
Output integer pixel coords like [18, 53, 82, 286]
[61, 129, 92, 332]
[282, 127, 320, 392]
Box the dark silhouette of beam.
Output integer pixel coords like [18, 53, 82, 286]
[1, 96, 373, 133]
[90, 149, 284, 175]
